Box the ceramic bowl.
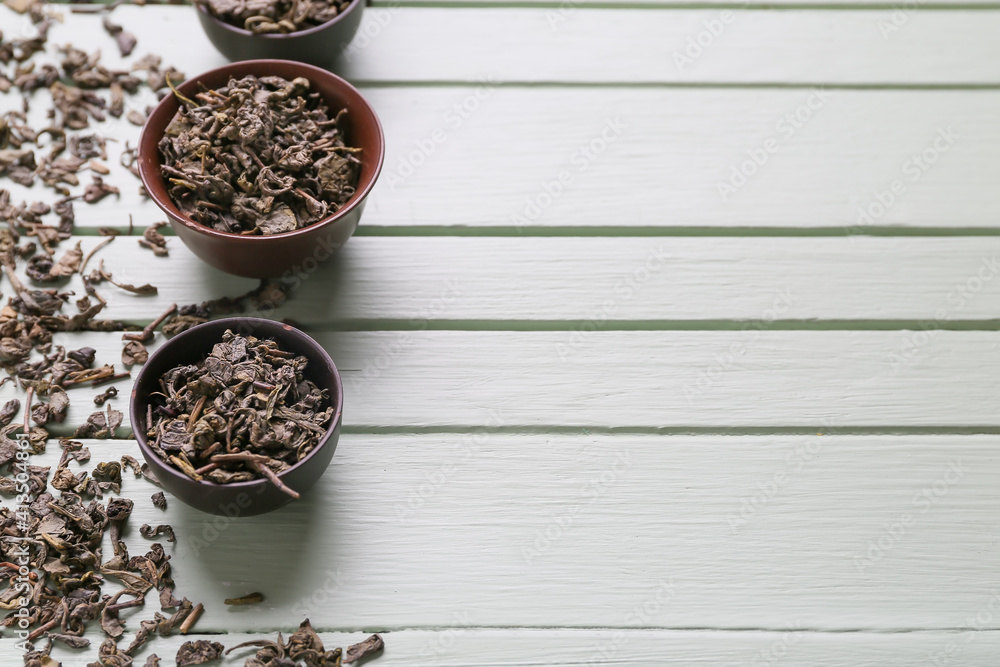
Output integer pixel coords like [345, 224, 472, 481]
[195, 0, 365, 68]
[138, 59, 384, 279]
[130, 317, 343, 516]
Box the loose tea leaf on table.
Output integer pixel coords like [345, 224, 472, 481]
[139, 221, 169, 256]
[158, 74, 361, 235]
[176, 640, 225, 666]
[344, 634, 385, 664]
[226, 619, 386, 667]
[196, 0, 355, 34]
[144, 329, 334, 498]
[225, 591, 264, 605]
[102, 17, 138, 57]
[151, 490, 167, 510]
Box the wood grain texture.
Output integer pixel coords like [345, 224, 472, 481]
[390, 0, 1000, 6]
[13, 236, 1000, 323]
[6, 628, 1000, 666]
[7, 82, 1000, 230]
[23, 6, 1000, 85]
[7, 330, 1000, 431]
[1, 3, 998, 662]
[357, 88, 1000, 230]
[7, 435, 1000, 634]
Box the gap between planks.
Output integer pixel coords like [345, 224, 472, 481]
[7, 629, 1000, 666]
[12, 330, 1000, 432]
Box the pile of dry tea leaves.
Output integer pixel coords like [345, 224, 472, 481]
[0, 3, 384, 665]
[158, 74, 361, 235]
[144, 329, 334, 499]
[225, 619, 384, 666]
[196, 0, 355, 34]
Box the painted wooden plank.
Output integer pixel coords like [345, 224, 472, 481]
[16, 236, 1000, 324]
[6, 628, 1000, 667]
[6, 84, 1000, 229]
[6, 330, 1000, 431]
[8, 435, 1000, 633]
[390, 0, 1000, 6]
[21, 6, 1000, 85]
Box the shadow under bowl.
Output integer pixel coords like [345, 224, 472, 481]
[130, 318, 343, 516]
[138, 59, 384, 279]
[195, 0, 365, 69]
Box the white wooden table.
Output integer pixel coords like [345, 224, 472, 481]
[2, 2, 1000, 664]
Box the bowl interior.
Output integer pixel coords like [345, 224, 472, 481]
[138, 59, 384, 240]
[131, 318, 343, 486]
[195, 0, 362, 39]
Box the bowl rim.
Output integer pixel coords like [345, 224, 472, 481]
[129, 317, 344, 495]
[137, 58, 385, 244]
[195, 0, 363, 40]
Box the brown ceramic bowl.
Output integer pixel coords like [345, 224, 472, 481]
[195, 0, 365, 68]
[130, 318, 343, 516]
[138, 59, 384, 279]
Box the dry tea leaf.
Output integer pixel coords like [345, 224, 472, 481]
[102, 17, 138, 57]
[94, 385, 119, 405]
[25, 240, 83, 281]
[127, 109, 146, 126]
[74, 405, 123, 438]
[140, 523, 176, 542]
[83, 174, 120, 203]
[344, 634, 385, 664]
[139, 221, 169, 256]
[151, 491, 167, 510]
[224, 592, 264, 606]
[122, 339, 149, 366]
[176, 640, 225, 666]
